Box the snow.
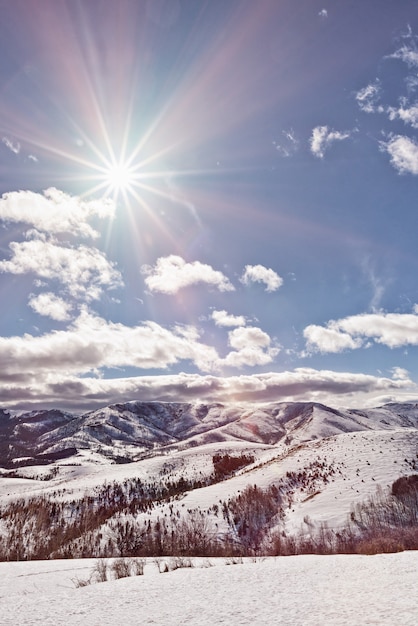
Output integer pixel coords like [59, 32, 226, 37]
[0, 552, 417, 625]
[0, 427, 415, 538]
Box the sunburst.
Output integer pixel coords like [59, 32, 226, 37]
[104, 161, 137, 193]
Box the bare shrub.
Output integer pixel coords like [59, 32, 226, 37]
[154, 557, 168, 573]
[355, 535, 405, 555]
[112, 557, 132, 579]
[169, 556, 193, 570]
[72, 576, 91, 588]
[225, 556, 243, 565]
[131, 558, 146, 576]
[92, 559, 108, 582]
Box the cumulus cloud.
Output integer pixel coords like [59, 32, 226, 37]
[304, 310, 418, 353]
[240, 264, 283, 292]
[337, 312, 418, 348]
[228, 326, 270, 351]
[0, 188, 115, 238]
[304, 324, 364, 354]
[222, 326, 279, 368]
[0, 311, 280, 387]
[0, 310, 220, 380]
[28, 292, 73, 321]
[212, 310, 246, 327]
[141, 255, 235, 294]
[310, 125, 351, 158]
[318, 9, 328, 19]
[0, 368, 412, 411]
[355, 81, 382, 113]
[0, 237, 122, 300]
[381, 135, 418, 175]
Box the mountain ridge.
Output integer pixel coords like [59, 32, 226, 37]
[1, 399, 417, 468]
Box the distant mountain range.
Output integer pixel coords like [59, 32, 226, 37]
[1, 400, 417, 468]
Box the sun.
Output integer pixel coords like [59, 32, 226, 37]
[104, 161, 137, 194]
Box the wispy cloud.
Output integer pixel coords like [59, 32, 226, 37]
[273, 129, 299, 157]
[389, 44, 418, 68]
[2, 136, 20, 154]
[142, 255, 235, 294]
[212, 309, 246, 327]
[240, 264, 283, 292]
[310, 126, 351, 158]
[355, 81, 382, 113]
[360, 256, 386, 311]
[0, 188, 115, 239]
[381, 134, 418, 175]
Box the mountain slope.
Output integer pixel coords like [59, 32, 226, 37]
[1, 400, 418, 467]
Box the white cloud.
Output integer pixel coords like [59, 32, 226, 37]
[388, 103, 418, 128]
[0, 188, 115, 238]
[0, 310, 219, 379]
[0, 237, 122, 300]
[391, 367, 410, 381]
[305, 310, 418, 353]
[2, 137, 20, 154]
[337, 312, 418, 348]
[310, 126, 351, 158]
[382, 135, 418, 175]
[0, 311, 278, 383]
[28, 292, 73, 321]
[228, 326, 270, 351]
[355, 81, 381, 113]
[212, 310, 246, 327]
[304, 324, 363, 354]
[142, 255, 235, 294]
[389, 44, 418, 68]
[318, 9, 328, 19]
[0, 308, 284, 404]
[240, 264, 283, 292]
[0, 368, 413, 412]
[222, 326, 278, 368]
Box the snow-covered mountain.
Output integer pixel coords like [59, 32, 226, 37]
[1, 400, 417, 467]
[0, 400, 416, 557]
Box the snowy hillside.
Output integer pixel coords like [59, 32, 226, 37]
[0, 400, 417, 560]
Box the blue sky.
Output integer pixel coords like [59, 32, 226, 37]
[2, 0, 418, 411]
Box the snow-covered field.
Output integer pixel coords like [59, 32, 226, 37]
[1, 552, 417, 625]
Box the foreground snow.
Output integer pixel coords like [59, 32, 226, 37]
[1, 552, 417, 625]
